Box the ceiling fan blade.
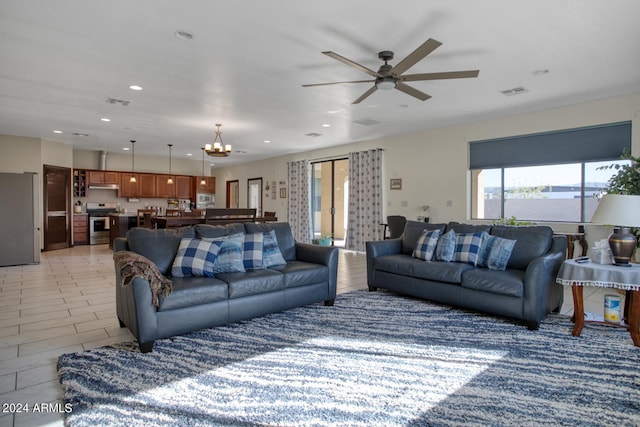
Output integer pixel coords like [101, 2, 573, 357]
[395, 82, 432, 101]
[401, 70, 480, 82]
[302, 79, 374, 87]
[351, 86, 378, 104]
[322, 51, 382, 78]
[390, 38, 442, 76]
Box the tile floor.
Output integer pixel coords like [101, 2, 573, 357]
[0, 244, 625, 427]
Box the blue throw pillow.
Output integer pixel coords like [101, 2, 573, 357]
[453, 232, 484, 266]
[412, 229, 441, 261]
[435, 229, 456, 262]
[263, 230, 286, 268]
[171, 238, 223, 277]
[483, 235, 517, 271]
[243, 232, 264, 270]
[208, 233, 246, 274]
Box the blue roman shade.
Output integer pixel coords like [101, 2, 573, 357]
[469, 121, 631, 169]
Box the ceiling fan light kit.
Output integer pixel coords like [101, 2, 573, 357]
[303, 38, 479, 104]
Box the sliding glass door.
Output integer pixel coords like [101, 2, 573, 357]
[311, 159, 348, 246]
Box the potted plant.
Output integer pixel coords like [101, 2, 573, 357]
[312, 232, 332, 246]
[492, 216, 533, 226]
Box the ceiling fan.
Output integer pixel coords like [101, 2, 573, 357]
[302, 38, 479, 104]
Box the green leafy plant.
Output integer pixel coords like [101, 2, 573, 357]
[492, 216, 534, 226]
[598, 149, 640, 195]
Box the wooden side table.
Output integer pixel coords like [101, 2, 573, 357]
[556, 259, 640, 346]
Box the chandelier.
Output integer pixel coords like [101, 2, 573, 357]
[205, 123, 231, 157]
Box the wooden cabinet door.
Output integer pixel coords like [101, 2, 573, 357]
[88, 170, 104, 184]
[104, 171, 119, 184]
[195, 176, 216, 194]
[73, 214, 88, 245]
[139, 174, 156, 198]
[119, 173, 139, 197]
[155, 175, 176, 198]
[176, 175, 193, 199]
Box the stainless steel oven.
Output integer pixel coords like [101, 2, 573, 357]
[86, 202, 116, 245]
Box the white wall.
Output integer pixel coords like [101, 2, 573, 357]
[213, 92, 640, 230]
[73, 149, 203, 176]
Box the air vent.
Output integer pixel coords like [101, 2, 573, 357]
[352, 118, 381, 126]
[500, 87, 529, 96]
[305, 132, 322, 138]
[106, 97, 131, 106]
[71, 132, 89, 137]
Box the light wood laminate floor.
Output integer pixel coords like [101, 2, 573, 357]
[0, 244, 619, 426]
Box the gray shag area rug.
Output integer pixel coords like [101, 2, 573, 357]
[57, 290, 640, 426]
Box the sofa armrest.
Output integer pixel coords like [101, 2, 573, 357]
[114, 237, 129, 252]
[295, 243, 339, 299]
[522, 236, 567, 324]
[366, 239, 402, 287]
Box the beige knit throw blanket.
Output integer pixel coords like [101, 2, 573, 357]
[113, 251, 172, 308]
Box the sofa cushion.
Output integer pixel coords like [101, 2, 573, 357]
[446, 222, 492, 234]
[126, 228, 183, 275]
[412, 260, 475, 284]
[452, 232, 484, 266]
[157, 276, 229, 311]
[401, 221, 447, 255]
[461, 268, 525, 298]
[435, 229, 456, 262]
[243, 232, 264, 270]
[373, 254, 419, 276]
[477, 233, 517, 271]
[217, 269, 285, 298]
[412, 229, 441, 261]
[209, 233, 246, 274]
[195, 223, 245, 239]
[490, 225, 553, 270]
[270, 261, 329, 288]
[245, 222, 296, 261]
[171, 238, 223, 277]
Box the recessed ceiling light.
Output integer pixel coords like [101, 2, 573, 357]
[326, 110, 340, 114]
[186, 153, 193, 156]
[264, 140, 271, 144]
[322, 124, 331, 128]
[123, 147, 130, 151]
[53, 130, 63, 134]
[175, 30, 194, 40]
[100, 118, 111, 122]
[129, 85, 143, 91]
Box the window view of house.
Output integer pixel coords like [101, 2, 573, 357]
[471, 160, 629, 222]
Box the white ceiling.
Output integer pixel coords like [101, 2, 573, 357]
[1, 0, 639, 167]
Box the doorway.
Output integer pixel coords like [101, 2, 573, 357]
[247, 177, 263, 216]
[311, 158, 348, 246]
[226, 180, 239, 208]
[43, 164, 71, 251]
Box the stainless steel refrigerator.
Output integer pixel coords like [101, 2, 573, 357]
[0, 172, 40, 266]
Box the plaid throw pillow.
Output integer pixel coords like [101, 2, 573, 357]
[243, 232, 264, 270]
[452, 232, 484, 265]
[412, 229, 441, 261]
[171, 238, 223, 278]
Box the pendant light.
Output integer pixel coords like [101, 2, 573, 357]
[204, 123, 231, 157]
[167, 144, 174, 184]
[129, 140, 137, 183]
[200, 147, 206, 186]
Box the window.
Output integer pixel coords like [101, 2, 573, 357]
[469, 122, 632, 223]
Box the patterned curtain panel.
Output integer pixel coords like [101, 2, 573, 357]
[287, 160, 312, 243]
[346, 149, 383, 251]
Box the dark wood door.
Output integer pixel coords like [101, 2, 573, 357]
[44, 165, 71, 251]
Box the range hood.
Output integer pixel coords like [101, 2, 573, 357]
[88, 183, 119, 190]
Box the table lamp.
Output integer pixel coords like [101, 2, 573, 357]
[590, 194, 640, 266]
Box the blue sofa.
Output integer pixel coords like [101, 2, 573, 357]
[366, 221, 566, 329]
[114, 222, 339, 352]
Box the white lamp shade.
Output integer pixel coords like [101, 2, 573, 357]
[590, 194, 640, 227]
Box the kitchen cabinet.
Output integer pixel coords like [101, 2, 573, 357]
[73, 214, 88, 245]
[73, 170, 87, 197]
[176, 175, 194, 199]
[88, 170, 119, 185]
[109, 214, 137, 249]
[194, 176, 216, 194]
[138, 174, 156, 198]
[155, 174, 176, 198]
[119, 173, 138, 198]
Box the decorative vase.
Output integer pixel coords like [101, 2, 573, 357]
[609, 227, 636, 265]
